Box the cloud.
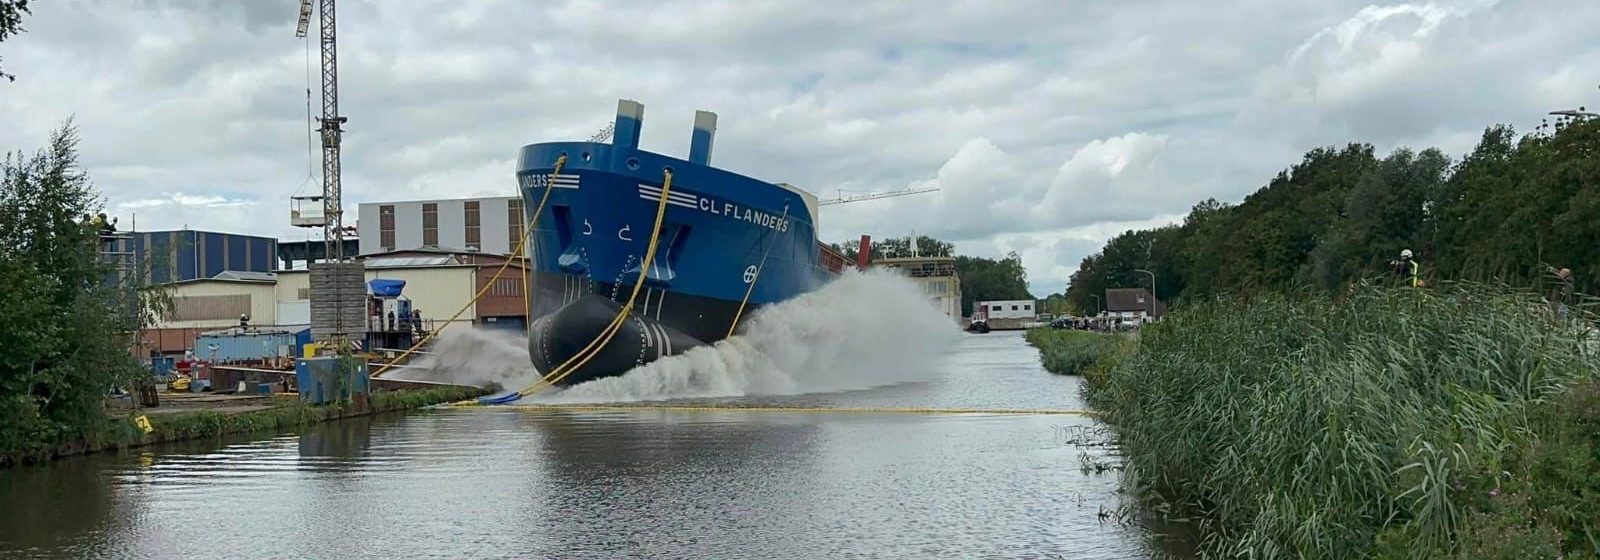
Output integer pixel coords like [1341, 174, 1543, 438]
[1, 0, 1597, 290]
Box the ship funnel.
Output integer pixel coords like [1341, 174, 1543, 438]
[614, 99, 645, 150]
[689, 110, 717, 165]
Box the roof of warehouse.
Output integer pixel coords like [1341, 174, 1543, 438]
[364, 255, 460, 267]
[212, 270, 277, 282]
[172, 276, 275, 285]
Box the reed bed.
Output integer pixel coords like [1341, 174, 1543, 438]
[1025, 328, 1118, 376]
[1084, 283, 1600, 558]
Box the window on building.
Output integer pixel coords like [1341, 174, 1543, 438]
[508, 199, 524, 247]
[379, 205, 395, 251]
[991, 305, 1002, 312]
[1024, 304, 1032, 310]
[1011, 305, 1019, 311]
[465, 201, 481, 248]
[422, 203, 438, 246]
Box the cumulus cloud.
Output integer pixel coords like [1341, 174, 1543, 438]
[1, 0, 1596, 296]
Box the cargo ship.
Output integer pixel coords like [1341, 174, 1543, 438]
[516, 100, 850, 386]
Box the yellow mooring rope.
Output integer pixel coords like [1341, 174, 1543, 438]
[496, 168, 678, 400]
[725, 204, 789, 338]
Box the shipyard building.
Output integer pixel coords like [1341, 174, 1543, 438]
[101, 229, 278, 283]
[355, 196, 524, 255]
[874, 255, 963, 324]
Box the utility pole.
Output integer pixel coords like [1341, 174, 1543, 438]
[1135, 269, 1156, 320]
[1088, 293, 1102, 317]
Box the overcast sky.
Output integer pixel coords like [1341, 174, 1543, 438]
[2, 0, 1597, 295]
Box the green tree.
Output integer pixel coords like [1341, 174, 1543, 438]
[955, 252, 1031, 316]
[1, 122, 144, 463]
[1064, 89, 1600, 304]
[1, 0, 30, 82]
[841, 235, 953, 261]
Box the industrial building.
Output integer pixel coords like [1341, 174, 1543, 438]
[140, 272, 280, 355]
[101, 229, 278, 283]
[141, 248, 530, 357]
[874, 255, 963, 324]
[355, 196, 524, 256]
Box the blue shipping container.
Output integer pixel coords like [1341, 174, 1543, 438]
[290, 326, 313, 358]
[295, 357, 370, 404]
[195, 330, 298, 363]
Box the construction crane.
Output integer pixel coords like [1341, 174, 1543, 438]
[292, 0, 362, 348]
[816, 186, 940, 206]
[295, 0, 346, 263]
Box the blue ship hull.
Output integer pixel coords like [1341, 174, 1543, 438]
[516, 100, 844, 385]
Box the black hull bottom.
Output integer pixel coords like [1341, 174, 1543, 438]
[527, 275, 756, 386]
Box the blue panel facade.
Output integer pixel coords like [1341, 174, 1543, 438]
[200, 232, 224, 278]
[129, 230, 278, 283]
[175, 231, 197, 281]
[253, 238, 275, 272]
[228, 235, 247, 274]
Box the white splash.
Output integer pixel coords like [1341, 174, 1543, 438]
[537, 268, 963, 403]
[386, 326, 539, 391]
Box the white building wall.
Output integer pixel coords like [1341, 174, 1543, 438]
[273, 267, 478, 328]
[364, 267, 478, 325]
[978, 299, 1036, 320]
[397, 203, 424, 251]
[276, 269, 309, 302]
[156, 281, 279, 330]
[357, 197, 518, 255]
[357, 204, 379, 255]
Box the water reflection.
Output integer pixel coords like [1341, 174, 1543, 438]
[0, 456, 115, 553]
[0, 332, 1174, 559]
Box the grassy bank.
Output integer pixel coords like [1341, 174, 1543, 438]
[1024, 328, 1117, 375]
[1080, 284, 1600, 559]
[3, 386, 486, 466]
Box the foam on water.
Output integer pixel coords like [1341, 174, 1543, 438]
[545, 269, 962, 403]
[386, 327, 540, 391]
[396, 268, 963, 403]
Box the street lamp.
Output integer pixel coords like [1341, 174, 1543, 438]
[1134, 269, 1156, 320]
[1087, 294, 1101, 317]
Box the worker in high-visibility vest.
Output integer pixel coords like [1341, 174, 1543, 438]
[1390, 249, 1420, 287]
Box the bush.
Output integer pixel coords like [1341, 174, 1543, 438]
[1087, 282, 1600, 558]
[1, 123, 144, 465]
[1024, 328, 1117, 375]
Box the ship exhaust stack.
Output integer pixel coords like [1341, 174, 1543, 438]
[857, 235, 872, 270]
[689, 110, 717, 165]
[614, 99, 645, 150]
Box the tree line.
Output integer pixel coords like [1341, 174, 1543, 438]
[1063, 103, 1600, 313]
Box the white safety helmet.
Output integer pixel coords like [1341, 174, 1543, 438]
[1400, 249, 1413, 259]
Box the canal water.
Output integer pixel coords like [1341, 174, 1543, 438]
[0, 332, 1177, 559]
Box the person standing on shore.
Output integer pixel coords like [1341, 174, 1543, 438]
[1549, 267, 1574, 320]
[1390, 249, 1420, 288]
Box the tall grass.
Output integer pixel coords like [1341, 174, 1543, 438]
[1025, 328, 1117, 376]
[1085, 282, 1600, 558]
